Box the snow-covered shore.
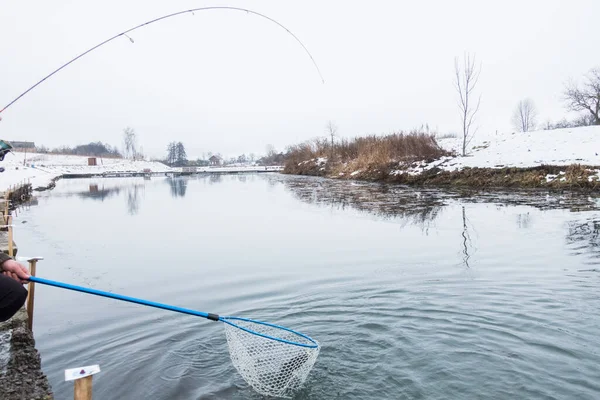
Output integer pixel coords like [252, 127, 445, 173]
[2, 126, 599, 192]
[0, 153, 173, 191]
[286, 125, 600, 187]
[433, 125, 600, 171]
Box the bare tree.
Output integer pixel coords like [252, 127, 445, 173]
[265, 144, 277, 158]
[563, 67, 600, 125]
[512, 98, 538, 132]
[454, 53, 482, 156]
[326, 120, 338, 160]
[123, 127, 138, 159]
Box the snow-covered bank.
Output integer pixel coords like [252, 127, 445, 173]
[285, 125, 600, 188]
[401, 125, 600, 185]
[434, 125, 600, 171]
[0, 153, 173, 191]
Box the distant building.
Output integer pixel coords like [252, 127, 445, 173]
[8, 141, 36, 153]
[209, 155, 222, 166]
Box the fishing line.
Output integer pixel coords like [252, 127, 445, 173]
[0, 6, 325, 115]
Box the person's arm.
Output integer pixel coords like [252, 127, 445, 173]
[0, 252, 11, 264]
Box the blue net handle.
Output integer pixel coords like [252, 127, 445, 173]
[29, 275, 218, 320]
[28, 276, 318, 348]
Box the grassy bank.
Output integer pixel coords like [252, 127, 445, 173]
[282, 131, 600, 190]
[284, 131, 448, 175]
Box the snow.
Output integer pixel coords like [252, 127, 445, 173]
[435, 126, 600, 171]
[0, 152, 284, 192]
[386, 126, 600, 177]
[0, 152, 173, 191]
[2, 126, 599, 191]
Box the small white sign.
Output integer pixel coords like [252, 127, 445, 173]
[64, 364, 101, 381]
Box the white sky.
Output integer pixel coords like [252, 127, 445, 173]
[0, 0, 598, 160]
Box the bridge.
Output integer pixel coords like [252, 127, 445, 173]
[176, 165, 284, 175]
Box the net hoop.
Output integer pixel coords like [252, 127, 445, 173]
[220, 316, 319, 349]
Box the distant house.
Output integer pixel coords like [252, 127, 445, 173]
[9, 141, 36, 153]
[209, 155, 222, 166]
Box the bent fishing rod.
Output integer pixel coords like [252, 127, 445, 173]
[0, 6, 325, 116]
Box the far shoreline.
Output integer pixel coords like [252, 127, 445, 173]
[282, 163, 600, 192]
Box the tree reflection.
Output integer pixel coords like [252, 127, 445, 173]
[281, 177, 445, 230]
[126, 185, 143, 215]
[168, 177, 187, 198]
[566, 219, 600, 263]
[516, 213, 532, 229]
[209, 174, 222, 185]
[461, 206, 473, 268]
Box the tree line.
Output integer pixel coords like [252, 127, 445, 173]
[36, 141, 122, 157]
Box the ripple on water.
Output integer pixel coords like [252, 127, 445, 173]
[18, 176, 600, 399]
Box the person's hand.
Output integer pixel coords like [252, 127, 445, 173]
[1, 259, 30, 284]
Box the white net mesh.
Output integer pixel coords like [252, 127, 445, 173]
[223, 318, 320, 398]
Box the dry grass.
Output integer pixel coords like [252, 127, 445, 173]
[284, 131, 448, 175]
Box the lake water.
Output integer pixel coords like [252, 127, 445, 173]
[14, 174, 600, 399]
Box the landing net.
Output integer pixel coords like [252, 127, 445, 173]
[222, 317, 320, 398]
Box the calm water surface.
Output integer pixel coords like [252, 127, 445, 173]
[14, 174, 600, 399]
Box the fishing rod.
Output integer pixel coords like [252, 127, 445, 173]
[0, 6, 325, 115]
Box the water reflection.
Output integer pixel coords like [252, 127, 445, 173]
[281, 177, 445, 230]
[566, 219, 600, 265]
[278, 176, 600, 269]
[516, 213, 532, 229]
[126, 185, 144, 215]
[278, 176, 600, 224]
[455, 188, 600, 211]
[79, 184, 122, 201]
[167, 178, 187, 198]
[461, 206, 473, 268]
[209, 174, 222, 185]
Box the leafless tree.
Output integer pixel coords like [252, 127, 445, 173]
[265, 144, 276, 157]
[563, 67, 600, 125]
[123, 127, 138, 159]
[454, 53, 482, 156]
[326, 120, 338, 160]
[512, 98, 538, 132]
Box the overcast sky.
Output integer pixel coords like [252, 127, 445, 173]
[1, 0, 598, 160]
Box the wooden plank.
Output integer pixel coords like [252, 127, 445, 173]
[74, 375, 93, 400]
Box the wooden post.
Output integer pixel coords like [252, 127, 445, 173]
[26, 259, 38, 331]
[74, 375, 93, 400]
[7, 215, 13, 257]
[3, 194, 8, 224]
[65, 365, 100, 400]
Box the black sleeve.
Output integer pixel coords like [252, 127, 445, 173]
[0, 274, 28, 322]
[0, 251, 11, 265]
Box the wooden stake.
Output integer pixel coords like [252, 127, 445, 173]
[74, 375, 93, 400]
[26, 259, 38, 331]
[3, 194, 8, 224]
[7, 215, 13, 257]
